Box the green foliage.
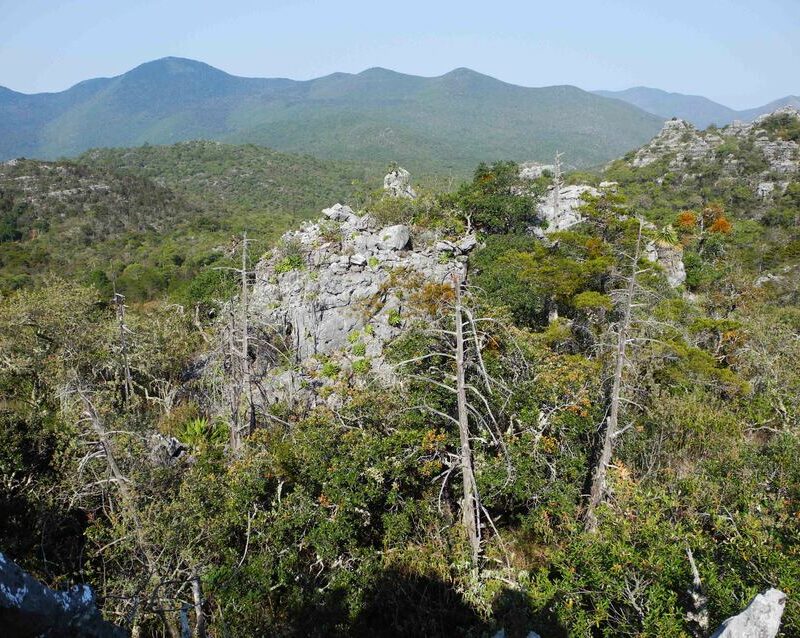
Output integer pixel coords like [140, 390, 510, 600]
[351, 358, 370, 374]
[2, 138, 800, 638]
[451, 161, 542, 233]
[760, 112, 800, 142]
[0, 148, 372, 300]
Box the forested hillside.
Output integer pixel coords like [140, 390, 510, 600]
[1, 110, 799, 637]
[0, 143, 373, 300]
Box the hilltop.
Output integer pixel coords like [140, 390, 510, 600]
[0, 143, 373, 298]
[0, 57, 664, 172]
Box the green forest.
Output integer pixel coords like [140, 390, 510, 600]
[1, 112, 799, 637]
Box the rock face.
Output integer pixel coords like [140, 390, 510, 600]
[247, 207, 471, 408]
[519, 162, 555, 180]
[644, 240, 687, 288]
[0, 552, 126, 638]
[632, 118, 720, 168]
[383, 167, 417, 198]
[710, 588, 786, 638]
[536, 184, 599, 232]
[377, 224, 411, 251]
[628, 107, 800, 197]
[531, 184, 687, 289]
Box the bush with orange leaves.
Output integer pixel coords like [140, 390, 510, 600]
[677, 210, 697, 229]
[677, 204, 731, 236]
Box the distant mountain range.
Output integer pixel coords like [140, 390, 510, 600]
[594, 87, 800, 129]
[0, 57, 664, 173]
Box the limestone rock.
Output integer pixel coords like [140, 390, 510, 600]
[710, 588, 786, 638]
[245, 207, 466, 409]
[377, 225, 411, 251]
[626, 107, 799, 198]
[655, 242, 686, 288]
[322, 203, 359, 223]
[0, 552, 126, 638]
[383, 167, 417, 198]
[149, 434, 187, 467]
[632, 118, 716, 169]
[519, 162, 555, 180]
[536, 184, 599, 232]
[349, 253, 368, 266]
[458, 234, 477, 252]
[757, 182, 776, 199]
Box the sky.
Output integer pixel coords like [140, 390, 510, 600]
[0, 0, 797, 109]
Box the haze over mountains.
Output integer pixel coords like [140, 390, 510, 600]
[2, 57, 794, 173]
[595, 86, 800, 129]
[0, 57, 665, 172]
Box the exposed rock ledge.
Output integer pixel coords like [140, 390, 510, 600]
[710, 588, 786, 638]
[247, 204, 472, 408]
[0, 552, 126, 638]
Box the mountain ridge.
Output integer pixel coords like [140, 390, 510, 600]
[595, 85, 800, 128]
[0, 57, 664, 172]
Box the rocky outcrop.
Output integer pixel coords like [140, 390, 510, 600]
[519, 162, 554, 180]
[536, 184, 599, 232]
[632, 118, 720, 169]
[628, 108, 799, 195]
[644, 240, 686, 287]
[383, 167, 417, 198]
[710, 588, 786, 638]
[247, 207, 471, 408]
[0, 552, 126, 638]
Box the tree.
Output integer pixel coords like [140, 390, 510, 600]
[453, 161, 542, 233]
[585, 220, 644, 532]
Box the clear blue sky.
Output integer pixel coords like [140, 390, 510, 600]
[0, 0, 797, 109]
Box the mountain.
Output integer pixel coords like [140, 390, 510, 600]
[736, 95, 800, 123]
[596, 86, 800, 129]
[0, 57, 664, 173]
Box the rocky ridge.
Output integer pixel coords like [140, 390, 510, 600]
[246, 182, 472, 409]
[522, 175, 686, 288]
[630, 106, 800, 198]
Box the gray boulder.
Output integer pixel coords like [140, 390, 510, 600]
[0, 552, 126, 638]
[322, 203, 358, 222]
[536, 184, 599, 232]
[383, 167, 417, 198]
[710, 588, 786, 638]
[377, 225, 411, 251]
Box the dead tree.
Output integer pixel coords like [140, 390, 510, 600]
[585, 220, 644, 532]
[454, 274, 482, 567]
[685, 546, 709, 637]
[216, 232, 256, 452]
[394, 270, 516, 572]
[552, 150, 563, 221]
[113, 292, 134, 403]
[77, 389, 182, 638]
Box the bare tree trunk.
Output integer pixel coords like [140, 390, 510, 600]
[227, 301, 241, 452]
[114, 293, 134, 402]
[191, 574, 207, 638]
[240, 232, 254, 441]
[585, 221, 642, 532]
[454, 274, 481, 568]
[79, 390, 180, 638]
[686, 547, 709, 637]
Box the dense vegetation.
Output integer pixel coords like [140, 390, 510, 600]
[0, 57, 664, 173]
[0, 144, 374, 302]
[1, 134, 799, 637]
